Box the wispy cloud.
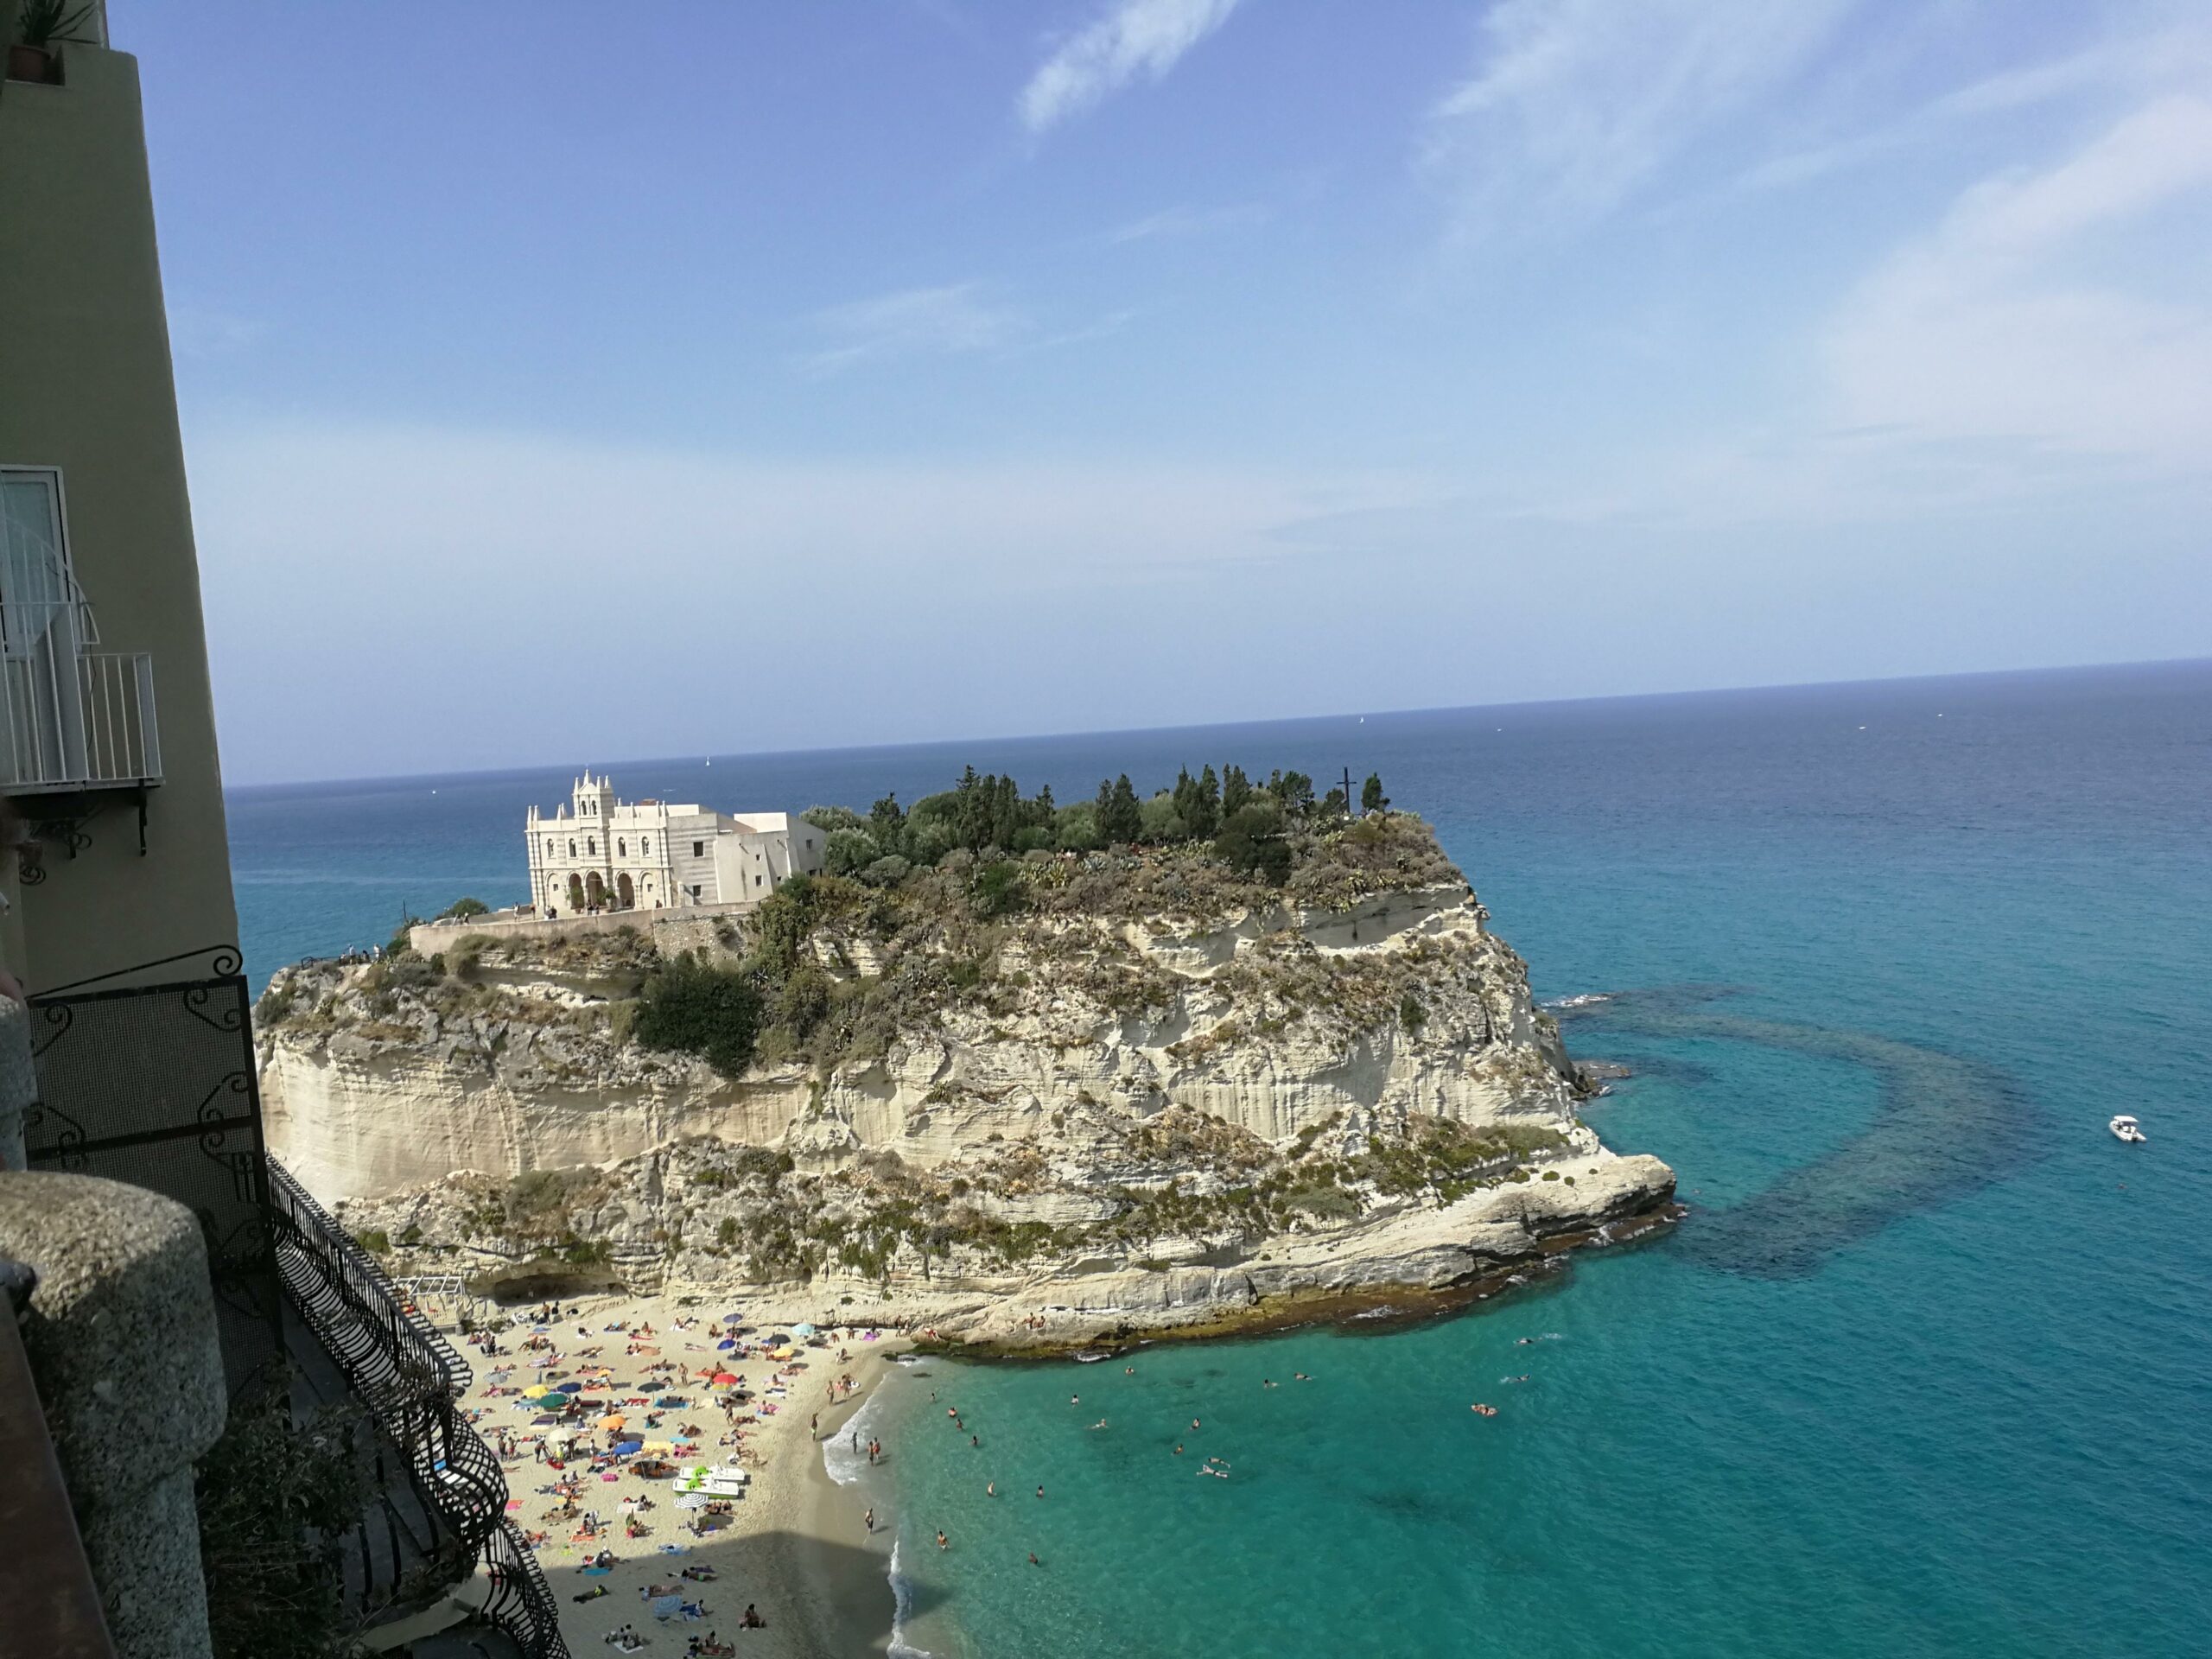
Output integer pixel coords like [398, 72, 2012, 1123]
[1104, 201, 1269, 244]
[801, 283, 1030, 375]
[1735, 16, 2212, 195]
[1823, 94, 2212, 472]
[1424, 0, 1856, 235]
[1019, 0, 1243, 134]
[800, 283, 1133, 375]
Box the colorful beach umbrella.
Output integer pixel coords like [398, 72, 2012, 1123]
[710, 1372, 739, 1386]
[613, 1439, 644, 1455]
[522, 1384, 553, 1398]
[556, 1382, 583, 1393]
[599, 1413, 626, 1430]
[715, 1338, 735, 1350]
[790, 1322, 817, 1337]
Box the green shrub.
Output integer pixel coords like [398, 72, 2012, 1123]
[971, 861, 1025, 919]
[1398, 993, 1427, 1033]
[717, 1217, 739, 1247]
[195, 1384, 367, 1659]
[355, 1228, 391, 1254]
[255, 982, 297, 1027]
[1139, 792, 1188, 842]
[1215, 804, 1291, 885]
[1284, 1185, 1360, 1220]
[823, 827, 880, 874]
[634, 956, 766, 1076]
[861, 854, 911, 887]
[1053, 800, 1103, 852]
[437, 896, 491, 920]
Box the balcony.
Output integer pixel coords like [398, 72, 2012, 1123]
[0, 646, 160, 792]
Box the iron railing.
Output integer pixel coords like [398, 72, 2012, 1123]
[0, 647, 160, 793]
[266, 1160, 570, 1659]
[24, 947, 283, 1396]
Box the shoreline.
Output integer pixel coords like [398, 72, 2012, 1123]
[435, 1287, 911, 1659]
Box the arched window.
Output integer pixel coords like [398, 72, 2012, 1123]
[544, 837, 553, 856]
[588, 836, 597, 855]
[641, 836, 650, 855]
[618, 838, 626, 856]
[568, 839, 575, 857]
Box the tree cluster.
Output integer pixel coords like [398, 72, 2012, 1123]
[800, 762, 1385, 887]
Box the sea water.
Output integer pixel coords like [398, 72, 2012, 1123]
[227, 660, 2212, 1657]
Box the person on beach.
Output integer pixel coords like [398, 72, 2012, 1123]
[1036, 1485, 1046, 1498]
[863, 1507, 874, 1533]
[1192, 1418, 1201, 1430]
[987, 1482, 996, 1497]
[1029, 1553, 1040, 1567]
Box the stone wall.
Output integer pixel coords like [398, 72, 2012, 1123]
[0, 1171, 226, 1659]
[409, 899, 757, 960]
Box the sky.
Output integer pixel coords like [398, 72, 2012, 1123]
[123, 1, 2212, 785]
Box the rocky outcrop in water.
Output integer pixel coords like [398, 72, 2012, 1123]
[258, 816, 1674, 1337]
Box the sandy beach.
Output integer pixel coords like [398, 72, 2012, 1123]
[427, 1287, 911, 1658]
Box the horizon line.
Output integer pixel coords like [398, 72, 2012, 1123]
[222, 652, 2212, 796]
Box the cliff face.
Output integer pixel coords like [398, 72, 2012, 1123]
[257, 818, 1674, 1336]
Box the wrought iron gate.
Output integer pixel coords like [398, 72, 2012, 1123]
[23, 945, 284, 1395]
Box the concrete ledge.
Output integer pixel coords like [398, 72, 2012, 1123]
[0, 1171, 226, 1659]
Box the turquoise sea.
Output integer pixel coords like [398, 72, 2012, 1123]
[228, 660, 2212, 1658]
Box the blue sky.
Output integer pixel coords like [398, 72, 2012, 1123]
[127, 1, 2212, 784]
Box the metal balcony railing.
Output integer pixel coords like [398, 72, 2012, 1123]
[0, 645, 160, 793]
[266, 1160, 572, 1659]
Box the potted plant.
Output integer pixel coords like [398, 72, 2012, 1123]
[8, 0, 93, 85]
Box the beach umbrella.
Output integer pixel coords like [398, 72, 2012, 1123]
[715, 1338, 735, 1350]
[598, 1413, 626, 1430]
[710, 1372, 739, 1386]
[522, 1384, 553, 1398]
[651, 1595, 685, 1619]
[791, 1322, 817, 1337]
[556, 1382, 583, 1393]
[613, 1439, 644, 1455]
[640, 1440, 675, 1456]
[720, 1311, 744, 1324]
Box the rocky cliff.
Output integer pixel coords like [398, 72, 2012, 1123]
[258, 814, 1674, 1343]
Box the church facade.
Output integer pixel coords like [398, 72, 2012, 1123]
[524, 774, 825, 916]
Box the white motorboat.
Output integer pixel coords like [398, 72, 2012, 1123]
[2109, 1115, 2147, 1144]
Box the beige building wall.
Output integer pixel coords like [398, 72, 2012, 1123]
[0, 35, 239, 992]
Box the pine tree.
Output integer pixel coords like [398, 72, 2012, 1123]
[1101, 773, 1144, 844]
[869, 791, 906, 855]
[1221, 765, 1251, 817]
[991, 774, 1020, 849]
[1187, 763, 1222, 838]
[1361, 773, 1388, 814]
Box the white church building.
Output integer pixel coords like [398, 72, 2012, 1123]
[525, 774, 825, 916]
